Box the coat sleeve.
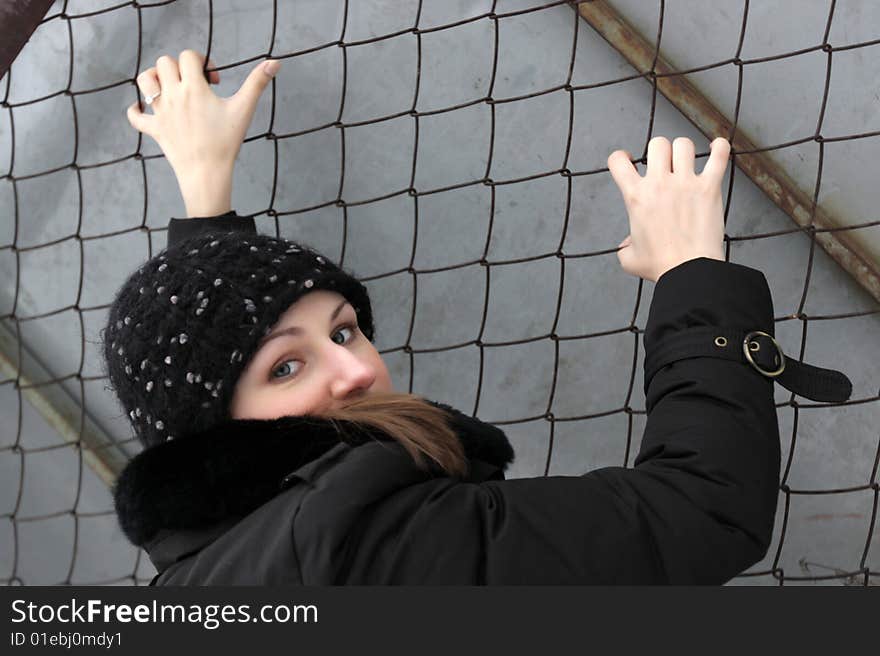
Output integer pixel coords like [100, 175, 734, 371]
[340, 257, 782, 585]
[167, 211, 257, 248]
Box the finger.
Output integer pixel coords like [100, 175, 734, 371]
[671, 137, 695, 175]
[606, 149, 640, 196]
[206, 58, 220, 84]
[646, 136, 672, 177]
[179, 49, 219, 86]
[699, 137, 731, 181]
[229, 58, 281, 123]
[136, 67, 161, 109]
[155, 55, 181, 89]
[126, 100, 156, 138]
[617, 238, 635, 276]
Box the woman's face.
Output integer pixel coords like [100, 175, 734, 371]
[230, 290, 393, 419]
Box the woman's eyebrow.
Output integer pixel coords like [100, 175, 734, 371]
[257, 299, 349, 348]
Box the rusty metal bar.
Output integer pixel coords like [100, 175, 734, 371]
[574, 0, 880, 306]
[0, 319, 129, 487]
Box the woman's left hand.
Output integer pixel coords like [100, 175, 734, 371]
[126, 49, 280, 182]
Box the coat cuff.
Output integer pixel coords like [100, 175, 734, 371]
[167, 211, 257, 248]
[644, 257, 774, 356]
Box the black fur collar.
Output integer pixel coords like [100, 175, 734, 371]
[113, 400, 515, 547]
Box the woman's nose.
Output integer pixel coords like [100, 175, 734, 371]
[329, 348, 376, 400]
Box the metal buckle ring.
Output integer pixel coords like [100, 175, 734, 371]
[743, 330, 786, 378]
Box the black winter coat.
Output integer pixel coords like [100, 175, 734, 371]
[112, 212, 782, 585]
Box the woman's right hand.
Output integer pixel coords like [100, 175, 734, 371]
[126, 50, 281, 216]
[607, 136, 731, 283]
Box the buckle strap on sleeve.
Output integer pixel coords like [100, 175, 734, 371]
[644, 326, 853, 403]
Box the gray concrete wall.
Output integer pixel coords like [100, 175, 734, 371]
[1, 0, 877, 585]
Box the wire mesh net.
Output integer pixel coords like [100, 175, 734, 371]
[0, 0, 878, 585]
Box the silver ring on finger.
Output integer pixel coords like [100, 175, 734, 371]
[144, 90, 162, 105]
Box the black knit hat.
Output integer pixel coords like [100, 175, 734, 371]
[101, 231, 375, 448]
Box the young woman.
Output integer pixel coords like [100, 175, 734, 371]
[105, 50, 850, 585]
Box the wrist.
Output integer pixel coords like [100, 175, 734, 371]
[177, 166, 234, 218]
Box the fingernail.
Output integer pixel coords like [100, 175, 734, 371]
[263, 60, 280, 77]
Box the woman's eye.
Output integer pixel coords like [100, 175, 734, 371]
[332, 324, 355, 346]
[271, 359, 302, 380]
[270, 323, 358, 381]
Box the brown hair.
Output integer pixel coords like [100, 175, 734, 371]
[320, 391, 470, 479]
